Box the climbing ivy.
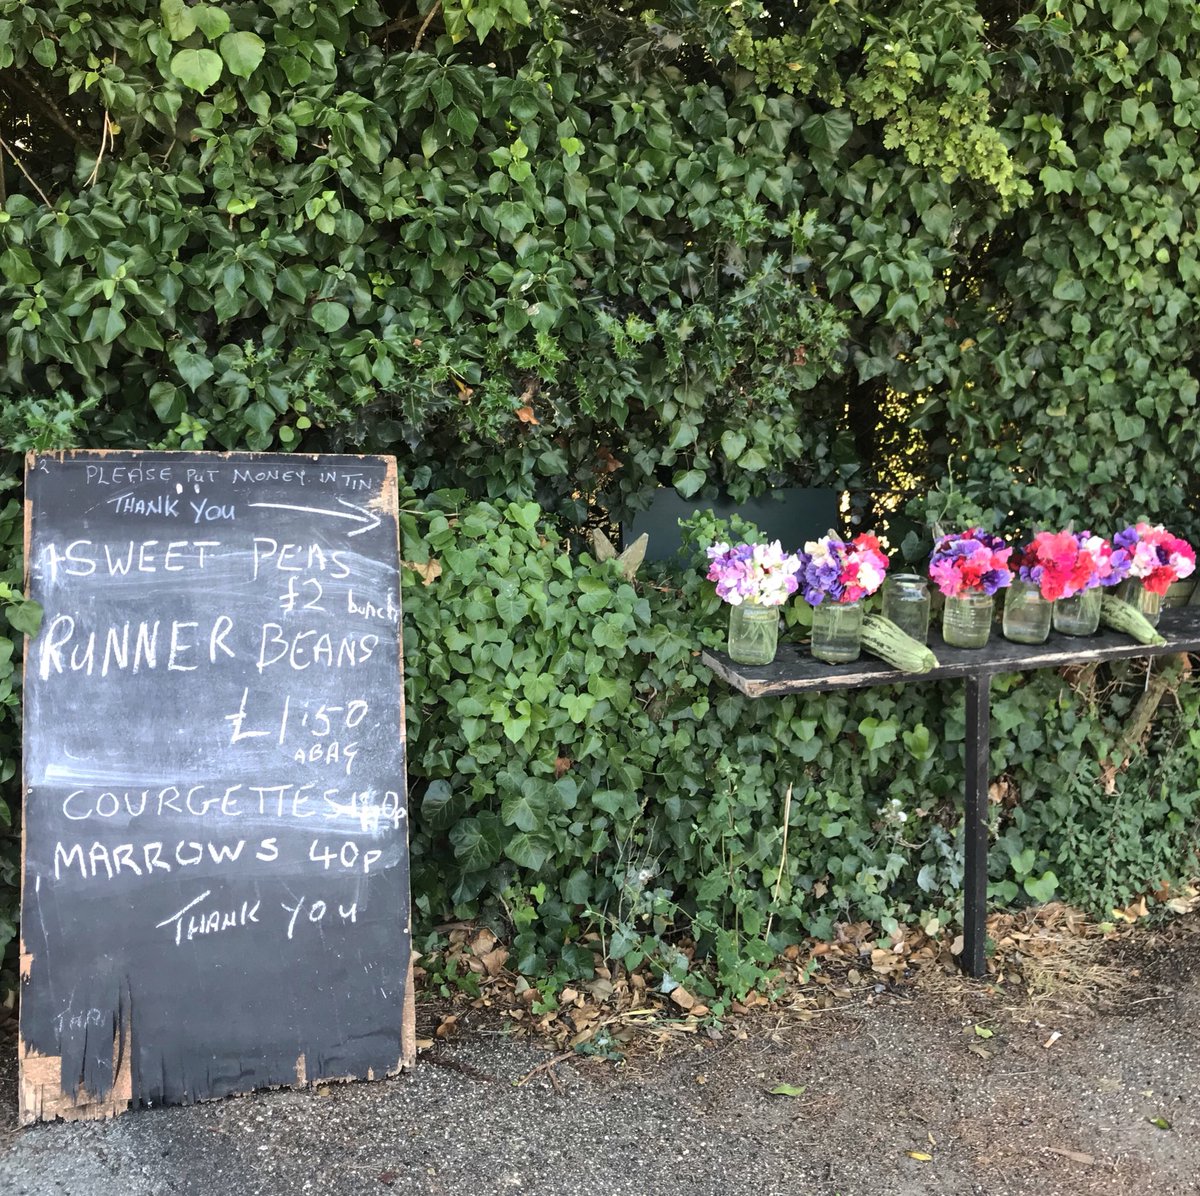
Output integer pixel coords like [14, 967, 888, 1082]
[3, 0, 1200, 989]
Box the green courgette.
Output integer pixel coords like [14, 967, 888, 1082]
[862, 614, 939, 673]
[1099, 594, 1166, 646]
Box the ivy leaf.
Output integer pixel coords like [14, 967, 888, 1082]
[5, 600, 43, 638]
[858, 717, 899, 752]
[720, 430, 747, 459]
[849, 281, 881, 315]
[149, 382, 184, 424]
[1023, 871, 1059, 902]
[170, 48, 223, 92]
[1113, 412, 1145, 442]
[0, 248, 40, 286]
[171, 346, 216, 390]
[243, 401, 277, 435]
[281, 55, 312, 85]
[447, 106, 479, 139]
[562, 692, 596, 722]
[1111, 0, 1139, 30]
[420, 780, 456, 831]
[507, 502, 540, 531]
[311, 300, 350, 332]
[504, 832, 552, 871]
[801, 110, 853, 153]
[449, 816, 502, 871]
[1051, 273, 1086, 302]
[884, 291, 920, 330]
[193, 6, 232, 39]
[495, 582, 530, 625]
[1104, 125, 1132, 155]
[220, 31, 266, 79]
[921, 203, 954, 240]
[1040, 166, 1075, 195]
[673, 468, 706, 498]
[83, 305, 128, 345]
[496, 201, 531, 236]
[161, 0, 197, 41]
[501, 782, 548, 832]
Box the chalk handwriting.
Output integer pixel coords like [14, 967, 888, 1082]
[309, 838, 383, 873]
[281, 893, 359, 940]
[53, 837, 280, 881]
[40, 538, 220, 583]
[156, 890, 263, 947]
[85, 464, 173, 487]
[252, 538, 350, 581]
[37, 614, 235, 679]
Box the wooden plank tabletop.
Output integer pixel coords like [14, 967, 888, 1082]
[702, 605, 1200, 698]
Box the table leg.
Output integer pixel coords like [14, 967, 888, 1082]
[962, 672, 991, 978]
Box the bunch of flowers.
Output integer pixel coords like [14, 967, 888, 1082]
[1112, 522, 1197, 595]
[1015, 530, 1126, 600]
[795, 533, 889, 605]
[928, 528, 1013, 597]
[705, 540, 802, 606]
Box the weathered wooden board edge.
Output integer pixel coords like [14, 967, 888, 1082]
[701, 608, 1200, 697]
[17, 450, 415, 1125]
[386, 453, 418, 1075]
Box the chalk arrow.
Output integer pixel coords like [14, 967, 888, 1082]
[247, 498, 382, 536]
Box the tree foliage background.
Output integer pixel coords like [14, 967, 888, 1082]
[2, 0, 1200, 996]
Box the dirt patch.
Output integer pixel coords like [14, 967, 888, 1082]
[2, 919, 1199, 1195]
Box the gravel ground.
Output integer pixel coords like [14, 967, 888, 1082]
[2, 921, 1198, 1196]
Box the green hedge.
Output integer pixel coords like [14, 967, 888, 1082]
[4, 0, 1200, 992]
[400, 495, 1200, 995]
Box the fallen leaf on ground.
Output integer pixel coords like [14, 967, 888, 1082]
[1148, 1117, 1172, 1130]
[767, 1083, 806, 1097]
[906, 1150, 933, 1162]
[480, 946, 509, 977]
[974, 1025, 994, 1039]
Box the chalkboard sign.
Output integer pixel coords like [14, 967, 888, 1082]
[19, 451, 412, 1123]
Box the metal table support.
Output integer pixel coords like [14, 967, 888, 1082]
[963, 672, 990, 978]
[702, 607, 1200, 979]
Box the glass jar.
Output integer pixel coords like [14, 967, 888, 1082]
[942, 592, 995, 649]
[1053, 587, 1102, 636]
[1002, 580, 1052, 644]
[881, 574, 931, 644]
[727, 600, 779, 666]
[1114, 578, 1162, 627]
[810, 599, 864, 664]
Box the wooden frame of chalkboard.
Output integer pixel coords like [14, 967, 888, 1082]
[18, 450, 415, 1123]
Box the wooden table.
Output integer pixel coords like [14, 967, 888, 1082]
[702, 606, 1200, 977]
